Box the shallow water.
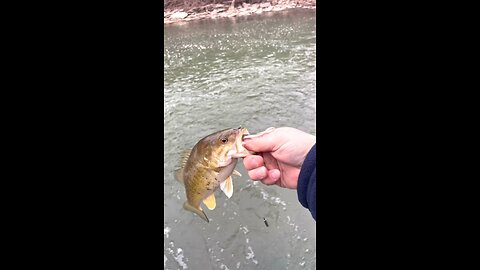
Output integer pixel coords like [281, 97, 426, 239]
[164, 9, 316, 270]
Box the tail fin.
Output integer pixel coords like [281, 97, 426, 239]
[183, 201, 209, 223]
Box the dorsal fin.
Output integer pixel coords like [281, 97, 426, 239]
[175, 148, 192, 184]
[174, 168, 184, 183]
[178, 148, 192, 168]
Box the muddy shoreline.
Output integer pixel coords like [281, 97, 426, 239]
[164, 0, 315, 25]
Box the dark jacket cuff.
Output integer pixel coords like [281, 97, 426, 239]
[297, 144, 316, 221]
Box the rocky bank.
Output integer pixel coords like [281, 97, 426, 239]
[164, 0, 316, 25]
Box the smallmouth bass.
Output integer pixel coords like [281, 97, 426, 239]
[175, 127, 251, 222]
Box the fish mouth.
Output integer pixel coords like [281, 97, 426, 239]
[239, 127, 250, 141]
[240, 127, 250, 140]
[229, 127, 250, 159]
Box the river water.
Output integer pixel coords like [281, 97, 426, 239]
[164, 9, 316, 270]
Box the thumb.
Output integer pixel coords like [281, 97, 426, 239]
[242, 130, 282, 153]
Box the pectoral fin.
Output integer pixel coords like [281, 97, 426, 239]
[233, 170, 242, 177]
[220, 176, 233, 198]
[202, 193, 216, 210]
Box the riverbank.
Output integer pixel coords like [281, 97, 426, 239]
[164, 0, 315, 25]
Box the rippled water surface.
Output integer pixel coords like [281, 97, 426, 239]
[164, 9, 316, 270]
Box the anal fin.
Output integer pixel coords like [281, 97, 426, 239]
[202, 193, 216, 210]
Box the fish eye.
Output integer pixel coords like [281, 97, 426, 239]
[221, 138, 228, 143]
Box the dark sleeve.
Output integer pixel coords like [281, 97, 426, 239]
[297, 144, 316, 221]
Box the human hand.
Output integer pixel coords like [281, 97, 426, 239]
[242, 127, 316, 189]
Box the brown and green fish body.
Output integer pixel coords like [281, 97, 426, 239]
[175, 127, 251, 222]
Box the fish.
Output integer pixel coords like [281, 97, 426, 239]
[175, 127, 251, 222]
